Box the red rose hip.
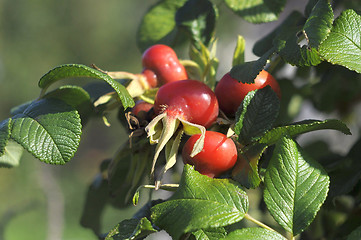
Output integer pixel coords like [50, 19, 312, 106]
[182, 131, 238, 178]
[215, 70, 281, 116]
[142, 44, 188, 85]
[153, 79, 219, 128]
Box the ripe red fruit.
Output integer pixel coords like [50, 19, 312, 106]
[131, 100, 154, 119]
[153, 79, 219, 128]
[215, 70, 281, 116]
[142, 44, 188, 85]
[146, 80, 219, 186]
[141, 69, 158, 89]
[182, 131, 238, 178]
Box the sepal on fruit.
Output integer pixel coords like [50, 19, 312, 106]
[178, 118, 206, 157]
[92, 64, 154, 98]
[145, 112, 206, 188]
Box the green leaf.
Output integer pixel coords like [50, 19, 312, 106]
[275, 79, 303, 124]
[43, 85, 91, 109]
[308, 63, 361, 113]
[43, 85, 94, 125]
[105, 217, 157, 240]
[303, 0, 333, 48]
[232, 143, 268, 188]
[253, 11, 305, 57]
[232, 35, 246, 66]
[132, 199, 165, 220]
[189, 41, 219, 88]
[10, 98, 82, 164]
[222, 228, 287, 240]
[107, 146, 134, 206]
[275, 29, 322, 66]
[264, 136, 330, 236]
[230, 48, 275, 84]
[151, 165, 249, 239]
[83, 81, 117, 102]
[136, 0, 187, 52]
[319, 9, 361, 73]
[304, 0, 320, 18]
[224, 0, 286, 24]
[80, 170, 109, 235]
[108, 141, 151, 207]
[0, 140, 23, 168]
[267, 6, 326, 67]
[38, 64, 134, 109]
[328, 137, 361, 197]
[0, 118, 24, 168]
[259, 119, 351, 146]
[347, 225, 361, 240]
[192, 227, 227, 240]
[10, 101, 33, 116]
[175, 0, 217, 48]
[234, 86, 280, 145]
[329, 163, 361, 198]
[0, 119, 11, 156]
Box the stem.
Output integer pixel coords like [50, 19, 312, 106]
[133, 183, 179, 206]
[106, 71, 137, 80]
[139, 94, 155, 104]
[266, 54, 281, 74]
[38, 87, 48, 99]
[244, 213, 276, 232]
[141, 184, 179, 191]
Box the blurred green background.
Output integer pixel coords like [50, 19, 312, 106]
[0, 1, 157, 239]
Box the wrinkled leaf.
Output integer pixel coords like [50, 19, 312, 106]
[43, 85, 91, 109]
[43, 85, 93, 125]
[105, 217, 157, 240]
[253, 11, 305, 57]
[221, 228, 286, 240]
[230, 48, 275, 84]
[319, 9, 361, 73]
[304, 0, 320, 18]
[259, 119, 351, 146]
[275, 29, 322, 67]
[151, 165, 249, 239]
[10, 101, 33, 116]
[264, 136, 330, 235]
[10, 98, 82, 164]
[303, 0, 333, 48]
[224, 0, 286, 23]
[38, 64, 134, 109]
[232, 143, 268, 188]
[137, 0, 187, 52]
[235, 86, 280, 145]
[191, 227, 227, 240]
[176, 0, 217, 48]
[268, 6, 326, 67]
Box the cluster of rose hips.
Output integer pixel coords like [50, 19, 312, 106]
[127, 44, 281, 181]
